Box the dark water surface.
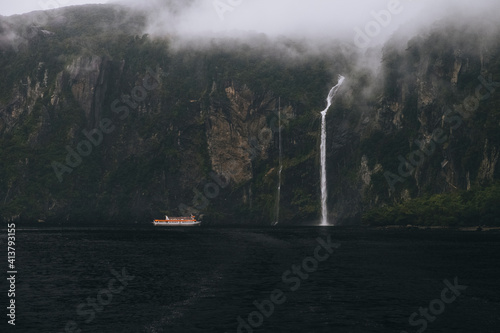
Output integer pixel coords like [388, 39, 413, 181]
[3, 227, 500, 332]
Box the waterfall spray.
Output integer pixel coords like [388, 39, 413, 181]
[320, 75, 345, 226]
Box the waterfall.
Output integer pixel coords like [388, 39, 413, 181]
[273, 98, 282, 226]
[320, 75, 345, 226]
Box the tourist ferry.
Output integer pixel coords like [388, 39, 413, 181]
[153, 215, 201, 226]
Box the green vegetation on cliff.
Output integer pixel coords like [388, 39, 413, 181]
[363, 182, 500, 227]
[0, 4, 499, 225]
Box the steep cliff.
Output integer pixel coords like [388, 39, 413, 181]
[0, 5, 499, 225]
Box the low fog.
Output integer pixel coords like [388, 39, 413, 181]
[2, 0, 499, 90]
[113, 0, 500, 48]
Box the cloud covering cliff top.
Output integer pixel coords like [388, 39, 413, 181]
[0, 0, 108, 16]
[114, 0, 500, 46]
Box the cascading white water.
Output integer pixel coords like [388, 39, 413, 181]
[320, 75, 345, 226]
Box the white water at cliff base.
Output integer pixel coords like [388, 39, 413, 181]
[320, 75, 345, 226]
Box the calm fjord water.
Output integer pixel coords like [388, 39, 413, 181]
[5, 227, 500, 333]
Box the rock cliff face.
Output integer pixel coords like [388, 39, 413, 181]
[66, 55, 110, 128]
[0, 5, 499, 225]
[326, 23, 500, 223]
[206, 81, 275, 184]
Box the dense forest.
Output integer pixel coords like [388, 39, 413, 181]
[0, 4, 499, 226]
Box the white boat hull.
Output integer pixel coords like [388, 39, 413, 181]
[153, 221, 201, 226]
